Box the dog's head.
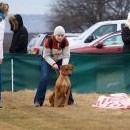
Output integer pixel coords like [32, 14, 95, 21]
[60, 64, 74, 76]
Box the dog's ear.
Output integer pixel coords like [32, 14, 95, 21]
[68, 64, 74, 70]
[60, 65, 65, 70]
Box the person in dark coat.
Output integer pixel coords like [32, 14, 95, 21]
[121, 12, 130, 92]
[9, 14, 28, 53]
[121, 12, 130, 52]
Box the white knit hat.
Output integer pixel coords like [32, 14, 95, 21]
[127, 12, 130, 20]
[54, 26, 65, 36]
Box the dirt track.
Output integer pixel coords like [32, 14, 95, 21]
[0, 90, 130, 130]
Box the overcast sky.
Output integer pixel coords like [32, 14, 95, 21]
[2, 0, 52, 15]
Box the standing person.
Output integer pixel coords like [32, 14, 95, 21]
[9, 14, 28, 53]
[0, 2, 9, 108]
[34, 26, 74, 107]
[121, 12, 130, 92]
[121, 12, 130, 52]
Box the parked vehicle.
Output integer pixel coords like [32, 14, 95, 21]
[27, 33, 80, 54]
[69, 20, 126, 49]
[27, 33, 46, 54]
[70, 31, 123, 53]
[27, 20, 126, 54]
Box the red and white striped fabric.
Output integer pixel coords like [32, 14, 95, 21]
[92, 93, 130, 109]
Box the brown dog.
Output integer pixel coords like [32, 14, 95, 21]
[49, 64, 74, 107]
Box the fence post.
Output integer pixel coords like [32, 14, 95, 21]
[11, 59, 14, 92]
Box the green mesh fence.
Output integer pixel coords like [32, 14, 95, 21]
[2, 53, 130, 93]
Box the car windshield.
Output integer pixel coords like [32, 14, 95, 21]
[28, 36, 37, 48]
[78, 23, 98, 40]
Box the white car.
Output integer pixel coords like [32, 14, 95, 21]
[27, 33, 80, 54]
[27, 34, 46, 54]
[69, 20, 126, 49]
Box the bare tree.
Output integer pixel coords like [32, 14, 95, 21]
[48, 0, 130, 32]
[106, 0, 130, 19]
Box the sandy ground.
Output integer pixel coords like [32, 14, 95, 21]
[0, 90, 130, 130]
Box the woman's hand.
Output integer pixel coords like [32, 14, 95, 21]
[52, 63, 59, 70]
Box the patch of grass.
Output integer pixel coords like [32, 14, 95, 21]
[0, 90, 130, 130]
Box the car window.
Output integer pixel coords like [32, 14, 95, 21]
[103, 34, 123, 46]
[28, 36, 37, 48]
[121, 23, 125, 29]
[92, 24, 117, 38]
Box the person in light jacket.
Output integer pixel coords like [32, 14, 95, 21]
[0, 2, 9, 108]
[34, 26, 74, 107]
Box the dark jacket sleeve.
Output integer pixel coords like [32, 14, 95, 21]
[121, 26, 130, 44]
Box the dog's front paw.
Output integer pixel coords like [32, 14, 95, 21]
[54, 104, 58, 107]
